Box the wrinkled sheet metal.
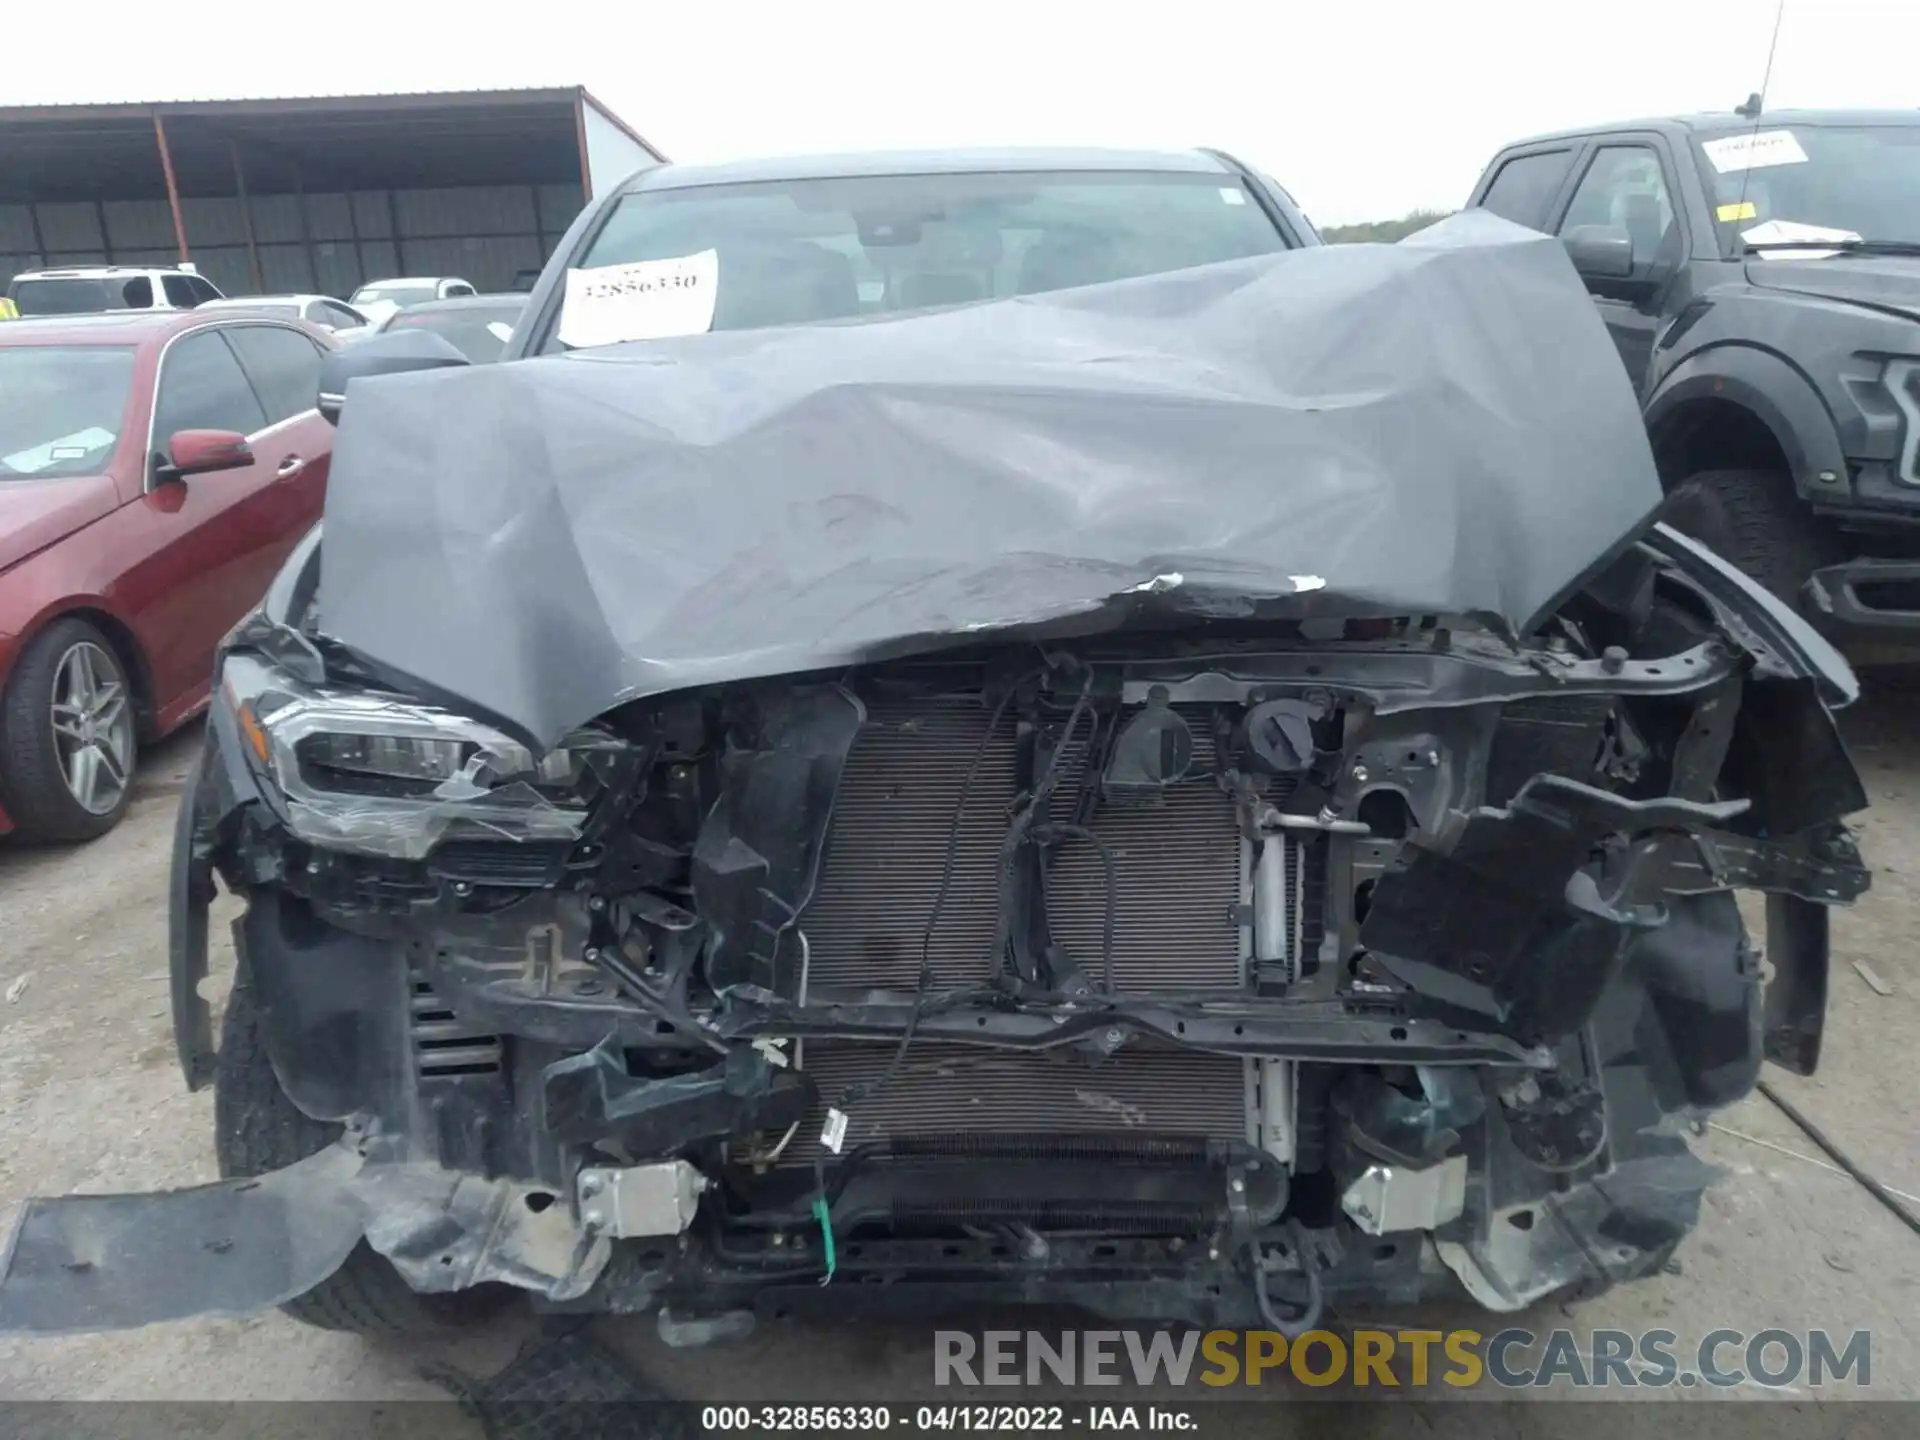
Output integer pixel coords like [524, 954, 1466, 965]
[319, 211, 1660, 749]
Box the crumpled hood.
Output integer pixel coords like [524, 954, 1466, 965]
[317, 211, 1662, 750]
[0, 474, 120, 578]
[1745, 253, 1920, 324]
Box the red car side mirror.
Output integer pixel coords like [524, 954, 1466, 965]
[161, 429, 254, 481]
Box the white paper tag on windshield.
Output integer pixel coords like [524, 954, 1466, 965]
[820, 1107, 849, 1155]
[3, 426, 115, 474]
[1740, 218, 1862, 258]
[486, 321, 515, 343]
[1701, 130, 1807, 174]
[558, 249, 719, 348]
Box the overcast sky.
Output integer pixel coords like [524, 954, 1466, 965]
[8, 0, 1917, 225]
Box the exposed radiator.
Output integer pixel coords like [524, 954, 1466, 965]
[800, 696, 1245, 994]
[786, 1041, 1253, 1167]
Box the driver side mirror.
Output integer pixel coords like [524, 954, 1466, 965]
[317, 329, 470, 425]
[1562, 225, 1636, 280]
[155, 429, 253, 484]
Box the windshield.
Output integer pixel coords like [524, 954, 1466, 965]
[352, 282, 440, 306]
[0, 347, 137, 479]
[1698, 124, 1920, 250]
[9, 277, 152, 316]
[552, 169, 1288, 346]
[383, 303, 524, 363]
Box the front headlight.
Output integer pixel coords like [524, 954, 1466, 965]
[299, 731, 473, 789]
[220, 655, 617, 860]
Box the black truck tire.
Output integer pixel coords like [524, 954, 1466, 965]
[1662, 468, 1843, 606]
[0, 617, 138, 842]
[214, 980, 511, 1334]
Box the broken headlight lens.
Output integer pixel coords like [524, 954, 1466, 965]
[225, 664, 616, 860]
[296, 732, 475, 793]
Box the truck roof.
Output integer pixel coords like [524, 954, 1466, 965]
[12, 264, 196, 279]
[622, 146, 1240, 195]
[1501, 108, 1920, 150]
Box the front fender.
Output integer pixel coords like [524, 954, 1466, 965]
[1646, 343, 1848, 501]
[1642, 523, 1858, 709]
[169, 698, 294, 1090]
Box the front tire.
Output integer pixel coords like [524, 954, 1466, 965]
[0, 618, 138, 841]
[1662, 467, 1843, 606]
[214, 980, 511, 1335]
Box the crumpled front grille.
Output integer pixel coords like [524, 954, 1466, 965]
[785, 1041, 1251, 1167]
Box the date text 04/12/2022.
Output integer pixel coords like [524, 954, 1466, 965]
[700, 1406, 1196, 1431]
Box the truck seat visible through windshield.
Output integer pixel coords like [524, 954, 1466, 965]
[713, 244, 861, 329]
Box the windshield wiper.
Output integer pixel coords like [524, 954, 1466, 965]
[1746, 239, 1920, 257]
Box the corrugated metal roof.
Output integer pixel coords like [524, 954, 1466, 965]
[0, 86, 668, 164]
[0, 86, 583, 112]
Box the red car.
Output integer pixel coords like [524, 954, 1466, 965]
[0, 310, 334, 840]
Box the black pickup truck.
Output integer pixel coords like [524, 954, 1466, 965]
[1468, 110, 1920, 643]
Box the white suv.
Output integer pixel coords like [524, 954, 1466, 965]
[5, 265, 225, 317]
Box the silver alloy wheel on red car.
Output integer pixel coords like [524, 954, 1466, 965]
[48, 640, 135, 816]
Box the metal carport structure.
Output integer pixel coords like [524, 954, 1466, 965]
[0, 88, 665, 298]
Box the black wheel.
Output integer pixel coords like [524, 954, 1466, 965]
[214, 980, 512, 1334]
[0, 617, 139, 841]
[1662, 467, 1844, 606]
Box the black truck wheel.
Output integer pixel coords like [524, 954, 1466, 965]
[1662, 468, 1843, 606]
[0, 618, 139, 841]
[214, 980, 511, 1334]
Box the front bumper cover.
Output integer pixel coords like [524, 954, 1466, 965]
[1807, 555, 1920, 635]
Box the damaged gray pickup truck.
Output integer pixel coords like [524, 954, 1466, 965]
[0, 158, 1872, 1342]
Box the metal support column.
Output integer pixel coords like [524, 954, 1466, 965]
[229, 141, 263, 293]
[530, 184, 548, 262]
[574, 90, 594, 203]
[153, 113, 190, 263]
[343, 188, 366, 293]
[292, 162, 320, 294]
[385, 189, 403, 277]
[26, 203, 48, 268]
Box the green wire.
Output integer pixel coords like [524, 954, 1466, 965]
[812, 1195, 836, 1284]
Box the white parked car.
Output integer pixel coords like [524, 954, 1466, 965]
[5, 264, 223, 316]
[347, 277, 476, 326]
[196, 294, 371, 335]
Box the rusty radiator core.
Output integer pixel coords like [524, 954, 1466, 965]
[787, 694, 1254, 1164]
[799, 696, 1244, 995]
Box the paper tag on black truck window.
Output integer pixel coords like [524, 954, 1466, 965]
[1700, 129, 1807, 174]
[558, 249, 719, 348]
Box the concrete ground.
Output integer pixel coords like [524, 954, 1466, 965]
[1, 681, 1916, 1416]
